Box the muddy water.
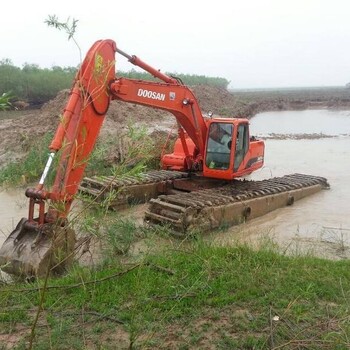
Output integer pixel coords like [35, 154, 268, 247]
[0, 189, 28, 247]
[250, 109, 350, 136]
[211, 110, 350, 259]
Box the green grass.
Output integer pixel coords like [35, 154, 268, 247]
[0, 133, 53, 186]
[0, 121, 163, 187]
[1, 239, 349, 349]
[0, 132, 110, 186]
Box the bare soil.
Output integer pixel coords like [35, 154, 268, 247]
[0, 86, 235, 169]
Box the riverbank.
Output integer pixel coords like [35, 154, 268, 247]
[230, 86, 350, 118]
[1, 239, 350, 349]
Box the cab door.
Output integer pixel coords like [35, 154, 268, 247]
[203, 121, 235, 180]
[233, 123, 249, 172]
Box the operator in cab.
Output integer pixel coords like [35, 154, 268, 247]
[206, 122, 233, 169]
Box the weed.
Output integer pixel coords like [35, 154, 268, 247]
[0, 91, 13, 111]
[104, 218, 140, 255]
[320, 226, 350, 254]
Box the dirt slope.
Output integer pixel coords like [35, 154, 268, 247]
[0, 85, 239, 169]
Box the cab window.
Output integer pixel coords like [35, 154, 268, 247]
[205, 122, 233, 170]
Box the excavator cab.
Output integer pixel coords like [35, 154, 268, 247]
[203, 118, 264, 180]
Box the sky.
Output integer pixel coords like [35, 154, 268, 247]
[2, 0, 350, 89]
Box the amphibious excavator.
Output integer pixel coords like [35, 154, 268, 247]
[0, 39, 329, 277]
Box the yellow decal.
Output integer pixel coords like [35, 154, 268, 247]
[94, 54, 104, 75]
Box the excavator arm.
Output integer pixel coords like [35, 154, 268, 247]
[0, 39, 210, 276]
[26, 40, 116, 225]
[0, 40, 117, 276]
[110, 47, 209, 170]
[32, 39, 209, 224]
[110, 78, 207, 155]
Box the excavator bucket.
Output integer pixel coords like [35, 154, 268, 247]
[0, 218, 76, 277]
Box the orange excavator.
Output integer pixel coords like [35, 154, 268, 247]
[0, 40, 328, 277]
